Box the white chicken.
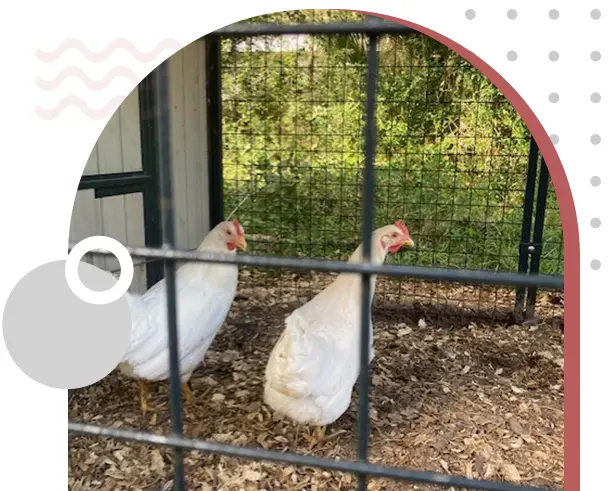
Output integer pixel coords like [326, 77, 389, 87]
[263, 221, 414, 441]
[116, 219, 247, 414]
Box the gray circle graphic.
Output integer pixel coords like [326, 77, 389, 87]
[591, 9, 601, 20]
[549, 9, 560, 20]
[507, 9, 518, 20]
[591, 134, 602, 145]
[550, 134, 560, 144]
[591, 259, 602, 270]
[507, 51, 518, 61]
[549, 51, 560, 61]
[549, 92, 560, 103]
[591, 51, 601, 62]
[590, 176, 601, 186]
[2, 261, 132, 389]
[465, 9, 476, 20]
[591, 217, 601, 228]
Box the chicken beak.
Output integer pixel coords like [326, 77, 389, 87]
[402, 237, 415, 248]
[234, 235, 247, 251]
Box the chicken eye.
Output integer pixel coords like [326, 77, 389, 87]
[226, 230, 232, 235]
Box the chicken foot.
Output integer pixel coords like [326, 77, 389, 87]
[139, 380, 160, 415]
[303, 425, 327, 448]
[182, 382, 194, 405]
[139, 380, 194, 415]
[314, 425, 327, 442]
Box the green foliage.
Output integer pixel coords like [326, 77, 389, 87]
[220, 10, 563, 275]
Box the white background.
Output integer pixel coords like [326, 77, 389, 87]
[0, 0, 604, 489]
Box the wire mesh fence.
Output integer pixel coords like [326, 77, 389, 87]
[218, 11, 564, 323]
[69, 11, 564, 491]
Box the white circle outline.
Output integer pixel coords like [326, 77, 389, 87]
[65, 236, 134, 305]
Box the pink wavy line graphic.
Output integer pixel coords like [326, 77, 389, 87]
[36, 38, 184, 63]
[36, 66, 140, 90]
[35, 95, 126, 120]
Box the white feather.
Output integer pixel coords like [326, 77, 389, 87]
[264, 224, 404, 426]
[116, 222, 241, 384]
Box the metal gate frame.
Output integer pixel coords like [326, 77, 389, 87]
[515, 138, 553, 321]
[69, 18, 565, 491]
[77, 74, 164, 289]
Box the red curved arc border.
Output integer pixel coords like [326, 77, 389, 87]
[354, 10, 578, 491]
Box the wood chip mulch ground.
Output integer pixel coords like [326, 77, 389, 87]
[69, 276, 564, 491]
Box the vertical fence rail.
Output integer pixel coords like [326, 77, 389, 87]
[357, 27, 380, 491]
[205, 36, 225, 227]
[525, 157, 551, 319]
[152, 60, 187, 491]
[138, 74, 164, 288]
[515, 138, 540, 321]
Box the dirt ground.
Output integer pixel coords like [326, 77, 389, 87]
[68, 276, 564, 491]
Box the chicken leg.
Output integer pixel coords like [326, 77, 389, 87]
[304, 425, 327, 448]
[314, 425, 327, 442]
[139, 380, 152, 415]
[182, 382, 194, 405]
[139, 380, 194, 415]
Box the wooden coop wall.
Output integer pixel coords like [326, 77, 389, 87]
[70, 39, 211, 293]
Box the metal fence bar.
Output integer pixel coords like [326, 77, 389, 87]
[515, 138, 540, 320]
[525, 157, 551, 319]
[138, 72, 164, 288]
[356, 25, 379, 490]
[77, 171, 151, 192]
[207, 21, 418, 37]
[68, 422, 551, 491]
[74, 244, 564, 289]
[205, 36, 225, 227]
[152, 60, 187, 491]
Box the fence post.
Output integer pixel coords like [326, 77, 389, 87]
[205, 36, 225, 227]
[138, 73, 164, 288]
[152, 58, 188, 491]
[525, 157, 550, 320]
[514, 137, 539, 321]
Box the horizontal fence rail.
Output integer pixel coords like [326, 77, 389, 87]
[207, 21, 418, 36]
[69, 422, 550, 491]
[69, 243, 564, 290]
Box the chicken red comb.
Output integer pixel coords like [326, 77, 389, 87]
[394, 220, 409, 236]
[232, 219, 244, 236]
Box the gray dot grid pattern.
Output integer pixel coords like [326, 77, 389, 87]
[500, 7, 602, 263]
[587, 0, 604, 266]
[588, 0, 604, 273]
